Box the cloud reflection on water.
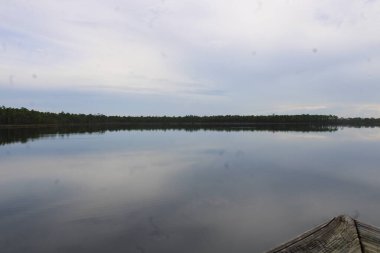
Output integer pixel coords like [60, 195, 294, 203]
[1, 128, 380, 252]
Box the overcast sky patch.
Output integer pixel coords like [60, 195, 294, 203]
[1, 0, 380, 116]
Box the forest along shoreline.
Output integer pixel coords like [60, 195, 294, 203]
[1, 106, 380, 128]
[2, 106, 380, 146]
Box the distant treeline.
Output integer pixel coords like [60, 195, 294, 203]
[1, 106, 380, 127]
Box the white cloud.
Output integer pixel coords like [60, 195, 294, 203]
[0, 0, 216, 95]
[1, 0, 380, 115]
[276, 104, 329, 113]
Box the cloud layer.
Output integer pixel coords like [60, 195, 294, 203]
[1, 0, 380, 115]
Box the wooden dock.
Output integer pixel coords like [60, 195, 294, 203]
[266, 215, 380, 253]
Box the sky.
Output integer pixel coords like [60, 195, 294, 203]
[1, 0, 380, 116]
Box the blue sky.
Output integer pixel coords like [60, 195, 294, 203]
[1, 0, 380, 116]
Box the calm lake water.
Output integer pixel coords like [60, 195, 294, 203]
[1, 127, 380, 252]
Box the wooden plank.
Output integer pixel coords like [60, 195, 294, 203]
[266, 215, 362, 253]
[356, 221, 380, 253]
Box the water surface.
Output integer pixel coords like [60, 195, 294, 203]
[1, 127, 380, 252]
